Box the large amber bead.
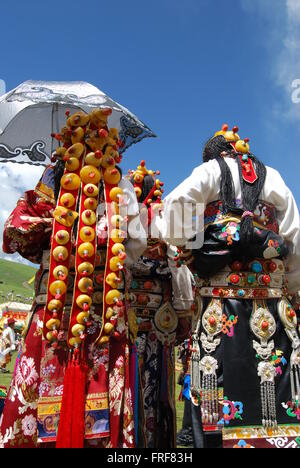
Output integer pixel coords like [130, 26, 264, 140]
[78, 261, 94, 276]
[78, 242, 94, 259]
[109, 187, 123, 202]
[111, 229, 126, 243]
[111, 243, 125, 256]
[55, 230, 70, 245]
[71, 323, 85, 337]
[49, 280, 67, 296]
[60, 193, 75, 208]
[64, 142, 84, 159]
[46, 318, 61, 330]
[103, 167, 121, 185]
[76, 294, 92, 309]
[65, 157, 80, 172]
[61, 173, 81, 190]
[48, 299, 63, 312]
[78, 277, 93, 293]
[105, 289, 121, 305]
[53, 246, 69, 262]
[80, 165, 101, 185]
[79, 227, 95, 242]
[83, 184, 99, 198]
[84, 198, 98, 210]
[53, 265, 68, 281]
[85, 152, 102, 167]
[82, 209, 97, 226]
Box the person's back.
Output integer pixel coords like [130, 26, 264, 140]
[160, 124, 300, 449]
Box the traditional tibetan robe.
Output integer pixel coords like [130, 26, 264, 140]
[158, 157, 300, 449]
[126, 163, 194, 448]
[0, 165, 147, 448]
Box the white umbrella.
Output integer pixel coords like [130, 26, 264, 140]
[0, 80, 156, 166]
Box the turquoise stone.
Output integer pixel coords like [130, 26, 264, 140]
[131, 280, 139, 290]
[252, 262, 262, 273]
[242, 154, 248, 162]
[248, 274, 256, 284]
[238, 289, 245, 297]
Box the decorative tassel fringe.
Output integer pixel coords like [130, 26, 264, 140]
[200, 372, 219, 425]
[290, 362, 300, 409]
[56, 350, 87, 448]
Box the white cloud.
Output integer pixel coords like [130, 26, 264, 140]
[241, 0, 300, 121]
[0, 164, 44, 266]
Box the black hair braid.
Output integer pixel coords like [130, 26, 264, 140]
[53, 159, 66, 201]
[236, 153, 266, 246]
[202, 135, 267, 246]
[130, 174, 155, 203]
[203, 135, 241, 214]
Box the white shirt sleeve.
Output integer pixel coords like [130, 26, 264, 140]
[263, 168, 300, 295]
[157, 160, 220, 247]
[119, 177, 147, 266]
[167, 245, 195, 311]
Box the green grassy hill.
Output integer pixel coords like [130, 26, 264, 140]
[0, 258, 36, 302]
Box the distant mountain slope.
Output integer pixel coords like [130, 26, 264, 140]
[0, 258, 36, 302]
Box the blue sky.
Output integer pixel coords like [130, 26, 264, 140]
[0, 0, 300, 265]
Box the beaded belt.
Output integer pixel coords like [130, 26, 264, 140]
[195, 259, 286, 290]
[200, 286, 283, 300]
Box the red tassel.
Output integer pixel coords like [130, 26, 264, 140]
[56, 351, 87, 448]
[71, 354, 87, 448]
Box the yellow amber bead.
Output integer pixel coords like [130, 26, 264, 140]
[69, 337, 82, 347]
[49, 280, 67, 296]
[134, 187, 142, 198]
[48, 299, 62, 312]
[109, 256, 124, 272]
[106, 272, 120, 288]
[78, 277, 93, 293]
[65, 142, 84, 159]
[46, 331, 56, 342]
[109, 187, 123, 202]
[76, 294, 92, 309]
[61, 173, 81, 190]
[76, 311, 89, 324]
[78, 262, 94, 276]
[235, 139, 250, 154]
[105, 289, 121, 305]
[111, 229, 125, 244]
[82, 209, 97, 226]
[71, 127, 85, 144]
[67, 112, 90, 127]
[105, 307, 114, 319]
[80, 165, 101, 185]
[71, 323, 85, 336]
[83, 184, 99, 198]
[84, 198, 98, 210]
[103, 167, 121, 185]
[79, 227, 95, 242]
[60, 193, 75, 208]
[53, 265, 68, 280]
[65, 157, 80, 172]
[55, 230, 70, 245]
[46, 318, 61, 330]
[104, 322, 114, 334]
[78, 242, 94, 259]
[99, 336, 109, 345]
[53, 246, 69, 262]
[111, 243, 125, 256]
[85, 152, 102, 167]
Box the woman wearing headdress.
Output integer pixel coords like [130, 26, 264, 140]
[127, 161, 194, 448]
[0, 109, 147, 448]
[158, 125, 300, 448]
